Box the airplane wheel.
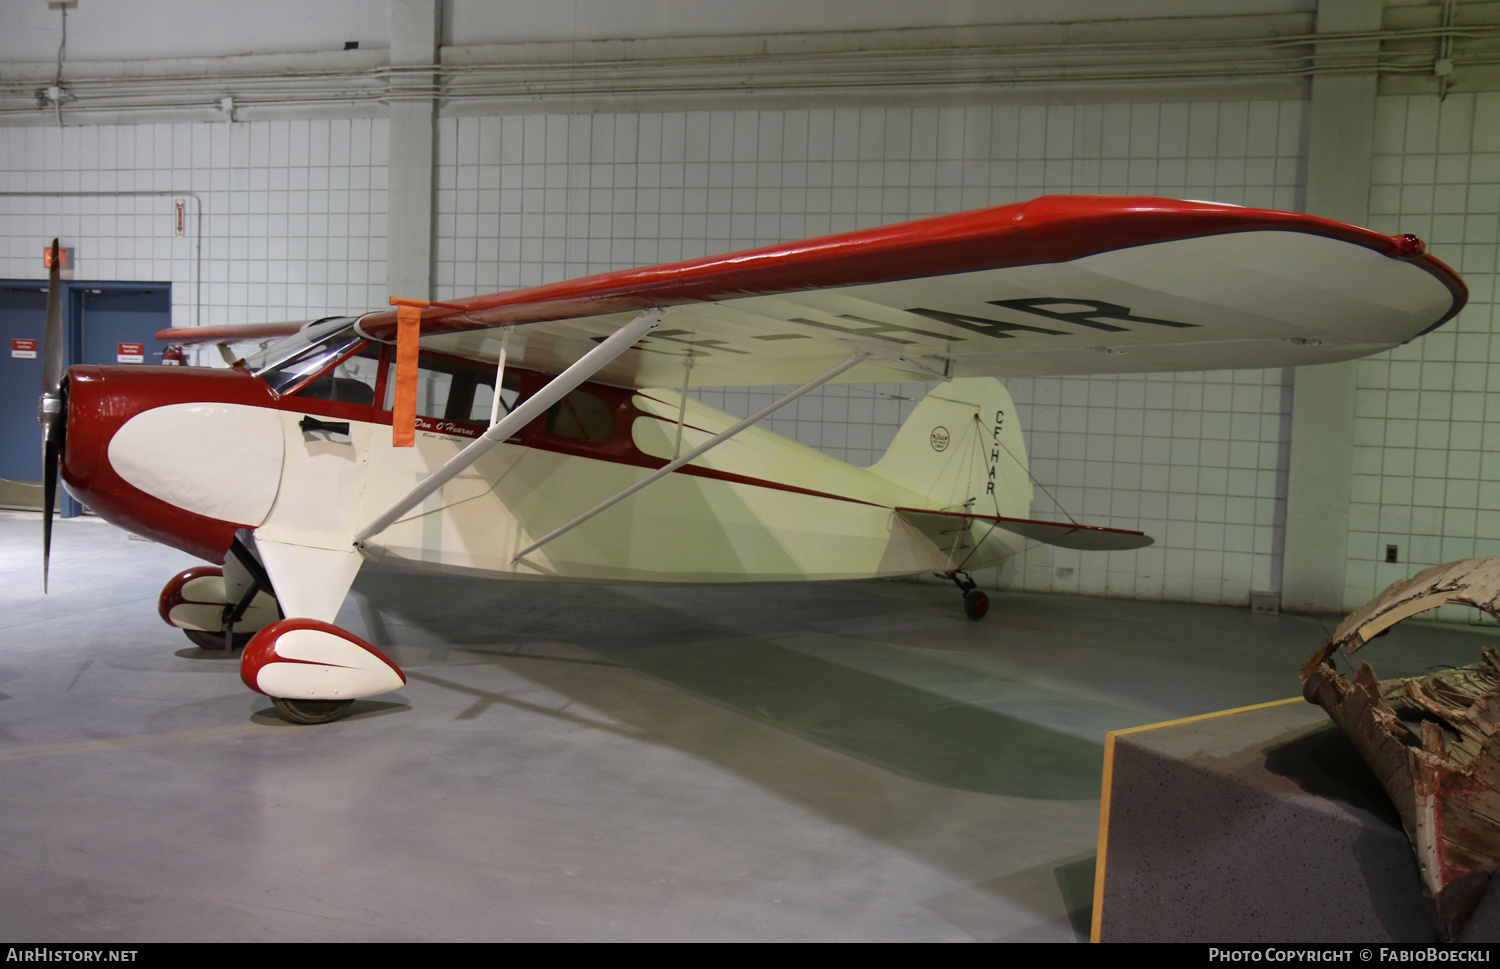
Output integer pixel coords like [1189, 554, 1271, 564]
[183, 628, 252, 650]
[271, 697, 354, 725]
[160, 566, 277, 650]
[963, 589, 989, 621]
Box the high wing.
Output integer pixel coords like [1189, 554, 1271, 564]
[160, 195, 1466, 386]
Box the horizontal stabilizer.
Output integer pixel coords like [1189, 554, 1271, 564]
[895, 507, 1153, 552]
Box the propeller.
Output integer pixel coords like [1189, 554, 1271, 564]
[39, 238, 64, 592]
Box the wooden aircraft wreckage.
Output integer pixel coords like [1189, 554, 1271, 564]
[1303, 559, 1500, 942]
[34, 195, 1466, 724]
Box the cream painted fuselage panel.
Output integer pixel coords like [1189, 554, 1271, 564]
[350, 395, 1020, 584]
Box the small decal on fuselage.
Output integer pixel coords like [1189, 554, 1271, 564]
[930, 426, 949, 451]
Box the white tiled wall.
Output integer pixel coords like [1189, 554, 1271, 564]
[436, 101, 1305, 605]
[1348, 92, 1500, 621]
[0, 119, 389, 328]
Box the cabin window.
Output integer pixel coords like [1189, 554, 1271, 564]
[383, 351, 520, 424]
[545, 389, 613, 442]
[472, 372, 522, 422]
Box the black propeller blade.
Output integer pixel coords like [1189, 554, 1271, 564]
[39, 238, 64, 593]
[42, 435, 57, 593]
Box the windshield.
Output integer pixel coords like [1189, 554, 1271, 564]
[242, 316, 360, 376]
[248, 317, 369, 396]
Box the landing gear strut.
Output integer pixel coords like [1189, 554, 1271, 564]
[942, 570, 989, 621]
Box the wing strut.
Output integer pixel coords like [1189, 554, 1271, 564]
[511, 351, 871, 564]
[487, 326, 512, 428]
[353, 308, 663, 545]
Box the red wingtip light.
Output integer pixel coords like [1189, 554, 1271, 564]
[1394, 233, 1426, 257]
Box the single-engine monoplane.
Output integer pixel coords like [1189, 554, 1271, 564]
[35, 195, 1467, 723]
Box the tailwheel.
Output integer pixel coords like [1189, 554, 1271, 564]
[271, 698, 354, 725]
[940, 569, 991, 622]
[963, 589, 990, 621]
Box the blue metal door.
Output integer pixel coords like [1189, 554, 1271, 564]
[0, 284, 49, 484]
[74, 286, 172, 367]
[0, 280, 171, 512]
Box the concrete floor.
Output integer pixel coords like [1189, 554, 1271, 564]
[0, 512, 1491, 942]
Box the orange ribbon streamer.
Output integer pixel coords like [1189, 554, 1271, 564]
[391, 299, 424, 447]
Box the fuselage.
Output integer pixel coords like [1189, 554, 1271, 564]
[60, 349, 1019, 584]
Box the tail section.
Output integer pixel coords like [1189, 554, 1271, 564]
[869, 378, 1032, 519]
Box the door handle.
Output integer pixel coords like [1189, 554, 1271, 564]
[299, 416, 351, 436]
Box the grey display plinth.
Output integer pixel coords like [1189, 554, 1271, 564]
[1093, 698, 1500, 943]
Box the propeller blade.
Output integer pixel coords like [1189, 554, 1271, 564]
[42, 436, 57, 594]
[39, 237, 63, 593]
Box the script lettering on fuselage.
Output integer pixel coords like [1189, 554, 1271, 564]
[414, 415, 482, 440]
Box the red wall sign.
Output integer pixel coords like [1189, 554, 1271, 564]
[11, 338, 37, 359]
[117, 342, 145, 363]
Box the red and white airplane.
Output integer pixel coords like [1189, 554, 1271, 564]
[36, 195, 1466, 723]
